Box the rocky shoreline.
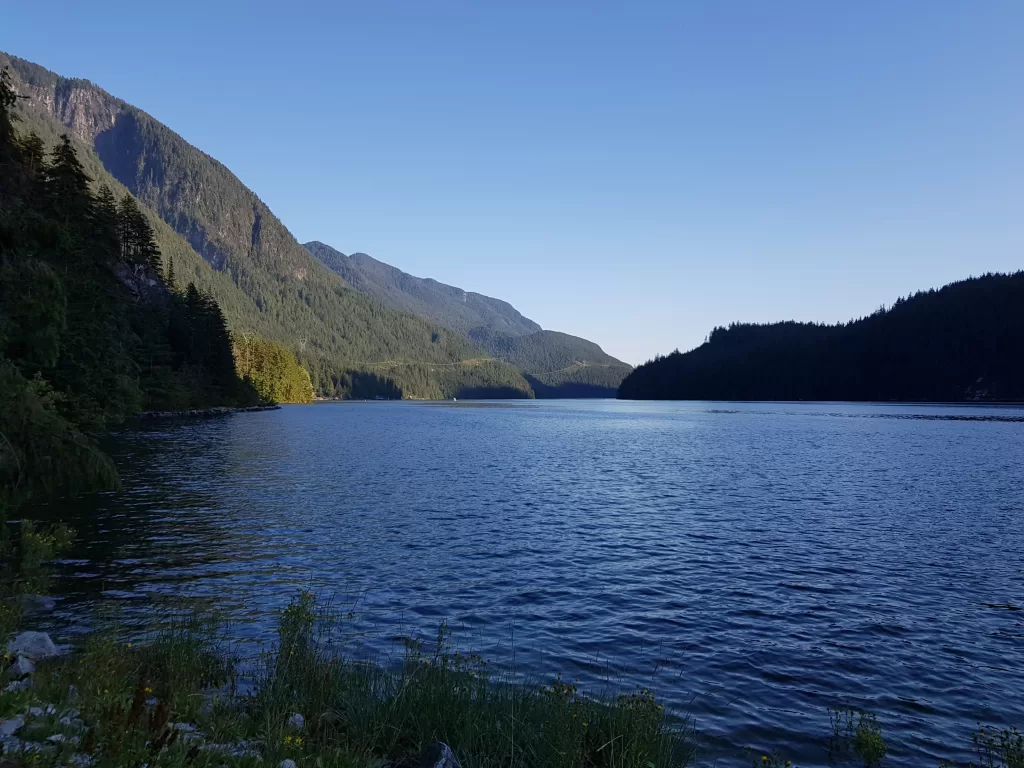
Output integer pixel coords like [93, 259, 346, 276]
[135, 405, 281, 421]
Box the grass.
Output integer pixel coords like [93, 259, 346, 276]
[1, 591, 694, 768]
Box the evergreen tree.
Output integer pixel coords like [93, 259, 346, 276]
[117, 192, 160, 272]
[166, 254, 177, 293]
[42, 134, 94, 226]
[94, 183, 120, 251]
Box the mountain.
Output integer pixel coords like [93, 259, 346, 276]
[619, 272, 1024, 402]
[304, 240, 633, 396]
[1, 51, 532, 400]
[302, 242, 541, 339]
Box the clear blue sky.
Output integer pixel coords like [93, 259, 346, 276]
[4, 1, 1022, 364]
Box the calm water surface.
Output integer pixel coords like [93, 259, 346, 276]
[35, 400, 1024, 766]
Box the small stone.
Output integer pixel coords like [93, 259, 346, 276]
[69, 754, 96, 768]
[280, 760, 297, 768]
[417, 742, 461, 768]
[172, 723, 198, 733]
[145, 697, 159, 707]
[0, 716, 25, 737]
[47, 733, 78, 745]
[9, 655, 36, 677]
[60, 708, 80, 720]
[285, 713, 305, 730]
[28, 707, 44, 718]
[67, 684, 79, 703]
[7, 631, 59, 661]
[3, 678, 31, 693]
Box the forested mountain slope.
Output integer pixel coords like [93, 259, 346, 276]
[305, 240, 632, 396]
[303, 241, 541, 339]
[1, 52, 531, 400]
[0, 67, 261, 508]
[619, 272, 1024, 402]
[468, 328, 634, 397]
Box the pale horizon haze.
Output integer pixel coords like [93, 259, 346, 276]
[3, 1, 1022, 365]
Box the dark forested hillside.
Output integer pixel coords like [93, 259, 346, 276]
[1, 52, 531, 400]
[0, 68, 258, 508]
[619, 273, 1024, 402]
[305, 240, 632, 396]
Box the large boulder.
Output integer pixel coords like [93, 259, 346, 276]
[7, 631, 60, 660]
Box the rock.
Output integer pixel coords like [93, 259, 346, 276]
[67, 684, 79, 703]
[172, 723, 198, 733]
[60, 709, 80, 720]
[28, 707, 44, 718]
[15, 595, 57, 614]
[286, 713, 305, 730]
[7, 631, 59, 661]
[3, 678, 31, 693]
[417, 742, 461, 768]
[199, 742, 260, 758]
[0, 716, 25, 737]
[47, 733, 78, 745]
[279, 760, 297, 768]
[9, 655, 35, 677]
[69, 754, 96, 768]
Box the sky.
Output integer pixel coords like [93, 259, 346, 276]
[3, 1, 1023, 365]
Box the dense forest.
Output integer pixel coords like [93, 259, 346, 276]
[0, 69, 259, 509]
[232, 335, 315, 404]
[619, 272, 1024, 402]
[1, 52, 537, 401]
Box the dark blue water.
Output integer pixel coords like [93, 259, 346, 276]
[39, 400, 1024, 766]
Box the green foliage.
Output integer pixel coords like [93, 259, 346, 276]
[620, 273, 1024, 401]
[971, 727, 1024, 768]
[829, 707, 887, 768]
[118, 191, 161, 272]
[250, 591, 693, 768]
[748, 750, 793, 768]
[0, 517, 74, 636]
[234, 334, 315, 404]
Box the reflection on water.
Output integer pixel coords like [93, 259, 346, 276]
[28, 400, 1024, 767]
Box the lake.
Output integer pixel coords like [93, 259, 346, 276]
[33, 400, 1024, 766]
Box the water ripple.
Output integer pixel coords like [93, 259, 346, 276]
[28, 400, 1024, 767]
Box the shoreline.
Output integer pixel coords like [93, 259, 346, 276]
[134, 405, 281, 420]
